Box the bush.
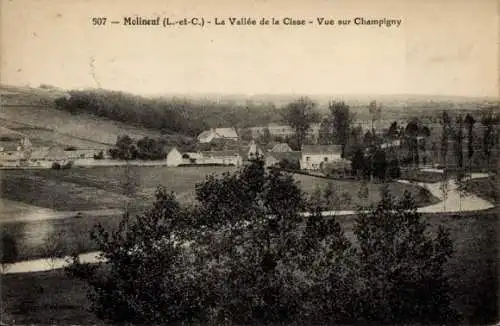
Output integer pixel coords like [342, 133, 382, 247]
[278, 158, 300, 170]
[93, 150, 104, 160]
[51, 162, 61, 169]
[1, 231, 18, 272]
[62, 161, 73, 169]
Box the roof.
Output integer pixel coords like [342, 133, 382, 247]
[197, 128, 239, 142]
[0, 127, 23, 140]
[270, 143, 292, 152]
[302, 145, 342, 154]
[0, 140, 20, 152]
[197, 130, 213, 140]
[214, 128, 238, 139]
[267, 151, 302, 162]
[30, 147, 49, 159]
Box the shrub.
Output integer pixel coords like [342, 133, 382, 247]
[353, 190, 457, 324]
[62, 161, 73, 169]
[51, 162, 61, 169]
[1, 231, 18, 272]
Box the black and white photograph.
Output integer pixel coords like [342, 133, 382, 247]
[0, 0, 498, 324]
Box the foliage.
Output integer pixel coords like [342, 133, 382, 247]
[454, 115, 465, 169]
[66, 187, 207, 324]
[54, 90, 208, 137]
[329, 101, 355, 157]
[278, 158, 300, 170]
[68, 159, 457, 325]
[108, 135, 167, 160]
[0, 231, 18, 272]
[283, 97, 320, 150]
[353, 190, 457, 324]
[93, 150, 104, 160]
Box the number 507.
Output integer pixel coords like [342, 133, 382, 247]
[92, 17, 107, 25]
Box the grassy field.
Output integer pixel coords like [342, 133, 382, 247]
[0, 166, 438, 261]
[2, 209, 498, 325]
[1, 166, 437, 215]
[464, 176, 498, 204]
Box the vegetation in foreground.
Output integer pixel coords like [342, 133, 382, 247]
[60, 159, 461, 325]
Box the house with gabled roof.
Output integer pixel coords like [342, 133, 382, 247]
[199, 150, 242, 166]
[197, 127, 239, 143]
[300, 145, 342, 170]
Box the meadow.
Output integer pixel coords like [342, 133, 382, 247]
[1, 166, 436, 214]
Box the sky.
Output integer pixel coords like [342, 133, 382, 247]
[1, 0, 498, 98]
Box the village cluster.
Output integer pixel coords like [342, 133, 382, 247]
[0, 122, 368, 172]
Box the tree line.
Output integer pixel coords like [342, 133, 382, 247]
[67, 159, 458, 325]
[108, 135, 167, 160]
[53, 90, 286, 137]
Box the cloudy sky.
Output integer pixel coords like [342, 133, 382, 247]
[1, 0, 498, 97]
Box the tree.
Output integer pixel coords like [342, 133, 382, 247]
[481, 109, 497, 172]
[405, 119, 420, 166]
[1, 231, 18, 273]
[43, 229, 67, 270]
[329, 101, 354, 157]
[66, 188, 205, 324]
[454, 115, 465, 170]
[239, 127, 253, 141]
[353, 191, 457, 324]
[318, 117, 332, 145]
[372, 148, 388, 180]
[387, 121, 399, 140]
[368, 100, 382, 133]
[464, 113, 476, 175]
[440, 111, 452, 170]
[387, 158, 401, 179]
[284, 97, 319, 150]
[351, 147, 365, 178]
[109, 135, 137, 160]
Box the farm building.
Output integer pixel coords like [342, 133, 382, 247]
[197, 128, 239, 143]
[199, 150, 243, 166]
[300, 145, 342, 171]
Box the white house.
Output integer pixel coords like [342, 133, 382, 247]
[300, 145, 342, 171]
[197, 128, 239, 143]
[166, 147, 183, 167]
[199, 150, 242, 166]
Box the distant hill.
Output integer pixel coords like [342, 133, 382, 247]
[0, 85, 192, 148]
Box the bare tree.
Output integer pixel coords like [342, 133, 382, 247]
[43, 229, 66, 271]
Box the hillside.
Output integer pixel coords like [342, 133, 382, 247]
[0, 85, 192, 148]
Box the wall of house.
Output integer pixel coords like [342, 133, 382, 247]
[300, 153, 342, 170]
[197, 156, 242, 166]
